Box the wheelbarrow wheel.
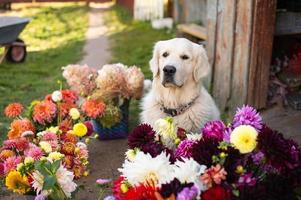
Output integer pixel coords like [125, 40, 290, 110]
[6, 39, 27, 63]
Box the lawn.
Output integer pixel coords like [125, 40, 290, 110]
[103, 6, 176, 129]
[0, 3, 88, 141]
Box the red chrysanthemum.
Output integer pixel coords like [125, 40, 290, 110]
[61, 90, 78, 104]
[32, 100, 57, 125]
[201, 185, 232, 200]
[8, 119, 35, 139]
[125, 184, 158, 200]
[4, 103, 23, 118]
[113, 176, 126, 200]
[81, 100, 106, 119]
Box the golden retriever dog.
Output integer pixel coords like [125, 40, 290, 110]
[141, 38, 220, 132]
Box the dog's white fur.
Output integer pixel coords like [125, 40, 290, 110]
[140, 38, 220, 132]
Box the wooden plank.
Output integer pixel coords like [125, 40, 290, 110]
[229, 0, 253, 112]
[247, 0, 277, 108]
[212, 0, 236, 111]
[206, 0, 218, 90]
[177, 24, 207, 40]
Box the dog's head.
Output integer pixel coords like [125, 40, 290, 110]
[150, 38, 210, 88]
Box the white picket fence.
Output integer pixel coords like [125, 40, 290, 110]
[134, 0, 164, 21]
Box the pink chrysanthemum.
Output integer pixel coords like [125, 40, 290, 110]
[3, 137, 29, 152]
[32, 100, 57, 125]
[42, 132, 58, 141]
[4, 103, 23, 118]
[200, 164, 227, 188]
[4, 156, 22, 174]
[175, 139, 197, 159]
[233, 105, 262, 131]
[25, 146, 44, 160]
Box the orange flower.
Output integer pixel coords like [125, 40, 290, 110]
[32, 100, 57, 125]
[61, 142, 76, 155]
[58, 102, 76, 119]
[4, 103, 23, 118]
[63, 155, 74, 169]
[0, 150, 15, 161]
[59, 119, 72, 134]
[200, 164, 227, 188]
[61, 133, 78, 144]
[72, 165, 84, 179]
[8, 119, 35, 140]
[81, 100, 106, 119]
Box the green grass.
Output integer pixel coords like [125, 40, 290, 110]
[0, 4, 88, 141]
[103, 6, 176, 129]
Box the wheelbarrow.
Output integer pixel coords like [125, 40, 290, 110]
[0, 16, 30, 63]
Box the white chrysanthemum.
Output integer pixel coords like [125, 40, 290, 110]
[31, 170, 51, 196]
[56, 165, 77, 198]
[173, 158, 207, 191]
[51, 90, 62, 102]
[119, 151, 174, 187]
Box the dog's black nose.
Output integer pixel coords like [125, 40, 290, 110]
[163, 65, 176, 75]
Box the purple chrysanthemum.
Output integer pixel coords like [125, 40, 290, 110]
[141, 142, 165, 158]
[233, 105, 263, 131]
[128, 124, 156, 149]
[176, 185, 198, 200]
[251, 151, 265, 165]
[202, 120, 226, 141]
[174, 139, 197, 159]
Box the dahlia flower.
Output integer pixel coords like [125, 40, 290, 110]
[33, 100, 57, 125]
[4, 156, 22, 174]
[69, 108, 80, 120]
[25, 146, 44, 160]
[56, 165, 77, 197]
[154, 117, 178, 149]
[230, 125, 258, 154]
[159, 178, 194, 199]
[4, 103, 23, 118]
[202, 120, 226, 141]
[124, 183, 158, 200]
[62, 64, 97, 96]
[112, 176, 126, 200]
[3, 137, 29, 151]
[61, 90, 78, 104]
[176, 185, 199, 200]
[173, 158, 207, 191]
[0, 149, 15, 161]
[73, 123, 87, 137]
[51, 90, 62, 102]
[128, 124, 156, 149]
[233, 105, 263, 131]
[61, 142, 76, 155]
[8, 119, 35, 139]
[5, 170, 30, 194]
[41, 132, 58, 141]
[201, 185, 232, 200]
[175, 139, 197, 159]
[81, 99, 106, 119]
[119, 151, 174, 187]
[200, 164, 227, 188]
[125, 66, 144, 99]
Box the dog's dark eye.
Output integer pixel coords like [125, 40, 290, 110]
[180, 55, 189, 60]
[162, 52, 169, 57]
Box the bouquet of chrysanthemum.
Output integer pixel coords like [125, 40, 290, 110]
[63, 63, 144, 139]
[104, 105, 301, 200]
[0, 88, 97, 199]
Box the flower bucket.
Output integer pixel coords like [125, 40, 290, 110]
[92, 100, 129, 140]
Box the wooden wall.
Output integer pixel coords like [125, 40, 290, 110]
[207, 0, 277, 114]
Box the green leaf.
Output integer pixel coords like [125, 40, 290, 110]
[43, 176, 57, 190]
[51, 160, 61, 173]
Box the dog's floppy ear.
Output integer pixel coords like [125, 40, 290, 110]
[193, 44, 210, 82]
[149, 41, 161, 77]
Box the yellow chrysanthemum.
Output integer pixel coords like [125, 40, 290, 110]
[69, 108, 80, 120]
[73, 123, 87, 137]
[39, 141, 52, 153]
[230, 125, 258, 154]
[48, 151, 64, 161]
[5, 170, 30, 194]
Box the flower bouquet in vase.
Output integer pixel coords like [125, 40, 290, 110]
[101, 105, 301, 200]
[63, 63, 144, 140]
